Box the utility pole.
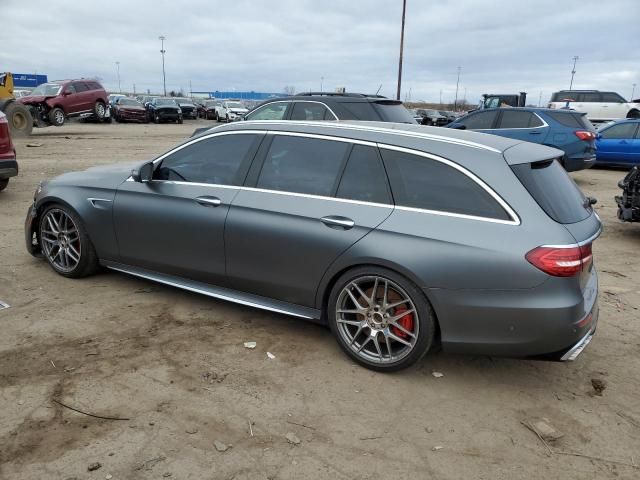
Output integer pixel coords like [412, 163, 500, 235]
[133, 84, 136, 95]
[320, 76, 324, 92]
[396, 0, 407, 101]
[439, 89, 442, 106]
[632, 83, 637, 100]
[115, 61, 121, 93]
[189, 79, 193, 97]
[569, 55, 578, 90]
[538, 91, 542, 107]
[159, 35, 167, 96]
[454, 66, 461, 110]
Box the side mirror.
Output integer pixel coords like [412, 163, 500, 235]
[63, 90, 72, 96]
[131, 162, 154, 183]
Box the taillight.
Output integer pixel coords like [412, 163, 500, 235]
[526, 243, 592, 277]
[575, 130, 595, 141]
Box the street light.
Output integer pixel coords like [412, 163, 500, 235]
[159, 35, 167, 96]
[569, 56, 579, 90]
[115, 61, 121, 93]
[632, 83, 637, 100]
[454, 66, 461, 111]
[396, 0, 407, 101]
[320, 76, 324, 93]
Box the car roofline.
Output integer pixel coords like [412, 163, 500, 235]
[225, 120, 503, 153]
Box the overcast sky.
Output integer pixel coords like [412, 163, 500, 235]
[2, 0, 639, 104]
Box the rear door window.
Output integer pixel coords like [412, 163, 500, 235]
[74, 82, 89, 92]
[601, 92, 625, 103]
[581, 93, 601, 103]
[336, 145, 391, 204]
[290, 102, 335, 120]
[498, 111, 543, 128]
[511, 159, 590, 224]
[552, 91, 579, 102]
[458, 110, 499, 129]
[601, 123, 638, 139]
[256, 135, 349, 196]
[380, 148, 511, 221]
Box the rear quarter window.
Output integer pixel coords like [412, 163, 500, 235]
[380, 148, 512, 221]
[373, 102, 416, 123]
[547, 112, 591, 129]
[338, 102, 381, 121]
[511, 159, 590, 224]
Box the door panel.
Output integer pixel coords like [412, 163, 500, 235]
[225, 189, 393, 307]
[114, 181, 238, 286]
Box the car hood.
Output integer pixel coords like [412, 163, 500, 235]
[177, 102, 195, 107]
[118, 105, 145, 112]
[46, 161, 144, 190]
[154, 104, 180, 110]
[18, 95, 53, 104]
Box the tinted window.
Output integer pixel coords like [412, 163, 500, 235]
[458, 110, 498, 129]
[247, 103, 288, 120]
[380, 149, 511, 221]
[336, 145, 391, 204]
[338, 102, 381, 120]
[65, 84, 77, 94]
[581, 93, 601, 102]
[551, 91, 580, 102]
[257, 135, 348, 196]
[290, 102, 335, 120]
[601, 92, 625, 103]
[373, 102, 416, 123]
[548, 112, 590, 129]
[156, 134, 259, 185]
[498, 111, 543, 128]
[511, 160, 589, 224]
[74, 82, 89, 93]
[601, 123, 638, 139]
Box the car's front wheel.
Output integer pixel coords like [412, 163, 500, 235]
[48, 107, 65, 127]
[328, 267, 436, 372]
[38, 205, 99, 278]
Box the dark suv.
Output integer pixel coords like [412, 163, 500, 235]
[18, 79, 109, 127]
[243, 93, 416, 123]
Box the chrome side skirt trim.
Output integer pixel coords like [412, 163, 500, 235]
[561, 328, 594, 361]
[102, 261, 321, 320]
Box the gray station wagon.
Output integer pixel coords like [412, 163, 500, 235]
[25, 121, 601, 371]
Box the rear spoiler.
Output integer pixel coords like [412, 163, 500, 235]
[502, 142, 563, 166]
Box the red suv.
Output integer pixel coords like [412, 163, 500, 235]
[18, 79, 109, 127]
[0, 111, 18, 191]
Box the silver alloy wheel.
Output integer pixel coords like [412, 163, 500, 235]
[336, 276, 419, 364]
[40, 208, 82, 273]
[96, 102, 105, 118]
[54, 110, 64, 124]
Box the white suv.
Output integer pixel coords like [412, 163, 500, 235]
[548, 90, 640, 122]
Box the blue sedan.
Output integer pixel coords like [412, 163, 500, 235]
[595, 119, 640, 167]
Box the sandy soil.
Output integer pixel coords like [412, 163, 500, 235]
[1, 121, 639, 480]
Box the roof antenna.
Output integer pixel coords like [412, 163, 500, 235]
[376, 84, 383, 95]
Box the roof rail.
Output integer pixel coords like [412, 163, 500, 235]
[296, 92, 387, 99]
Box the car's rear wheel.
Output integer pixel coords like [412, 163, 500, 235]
[48, 107, 65, 127]
[328, 266, 436, 371]
[627, 109, 640, 119]
[0, 179, 8, 191]
[38, 205, 99, 278]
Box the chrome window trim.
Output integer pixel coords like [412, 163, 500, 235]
[139, 129, 519, 225]
[289, 100, 339, 121]
[378, 144, 520, 225]
[239, 120, 502, 153]
[541, 227, 602, 249]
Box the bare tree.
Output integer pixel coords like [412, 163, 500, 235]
[283, 85, 296, 96]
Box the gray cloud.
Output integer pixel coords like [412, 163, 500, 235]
[2, 0, 638, 104]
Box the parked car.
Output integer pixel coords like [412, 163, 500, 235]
[25, 120, 600, 371]
[595, 119, 640, 167]
[447, 107, 596, 171]
[18, 79, 109, 127]
[215, 101, 249, 122]
[0, 111, 17, 191]
[140, 96, 158, 108]
[112, 97, 148, 123]
[438, 110, 457, 124]
[172, 97, 198, 119]
[200, 100, 221, 120]
[616, 166, 640, 222]
[146, 97, 183, 124]
[108, 94, 127, 106]
[416, 109, 448, 126]
[548, 90, 640, 122]
[243, 93, 416, 123]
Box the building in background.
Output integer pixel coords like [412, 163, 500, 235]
[12, 73, 48, 88]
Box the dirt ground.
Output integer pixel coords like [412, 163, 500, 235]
[1, 120, 639, 480]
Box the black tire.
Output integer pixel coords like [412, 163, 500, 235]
[627, 110, 640, 119]
[4, 101, 33, 136]
[214, 111, 219, 122]
[93, 101, 106, 120]
[48, 107, 65, 127]
[225, 114, 230, 123]
[0, 178, 8, 192]
[177, 117, 183, 124]
[38, 204, 99, 278]
[328, 266, 436, 372]
[154, 114, 160, 124]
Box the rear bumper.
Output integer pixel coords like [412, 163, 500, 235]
[0, 158, 18, 179]
[429, 265, 599, 360]
[564, 153, 596, 172]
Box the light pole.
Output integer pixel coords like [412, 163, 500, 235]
[159, 35, 167, 96]
[439, 89, 442, 106]
[569, 55, 578, 90]
[396, 0, 407, 101]
[632, 83, 637, 100]
[320, 76, 324, 93]
[115, 61, 121, 93]
[454, 66, 461, 110]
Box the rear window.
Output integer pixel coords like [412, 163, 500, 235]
[511, 159, 590, 224]
[547, 112, 591, 129]
[339, 102, 381, 121]
[373, 102, 416, 123]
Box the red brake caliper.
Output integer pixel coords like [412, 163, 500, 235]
[391, 305, 414, 339]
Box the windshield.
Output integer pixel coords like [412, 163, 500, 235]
[226, 102, 243, 108]
[118, 99, 140, 106]
[30, 83, 62, 96]
[174, 98, 192, 103]
[155, 98, 177, 106]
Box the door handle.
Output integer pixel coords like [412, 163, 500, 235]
[195, 196, 222, 207]
[528, 131, 542, 135]
[320, 216, 355, 229]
